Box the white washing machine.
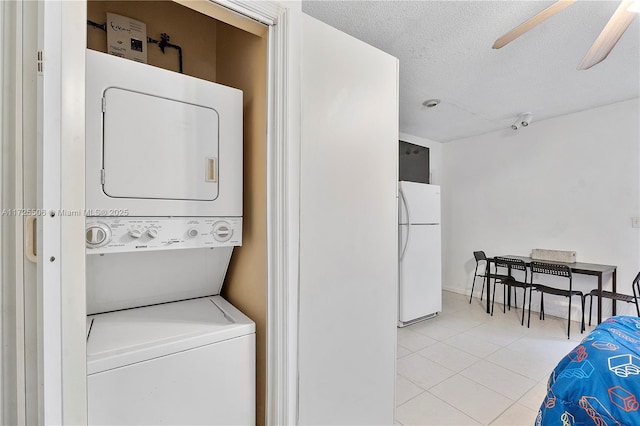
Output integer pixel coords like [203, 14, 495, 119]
[86, 296, 255, 426]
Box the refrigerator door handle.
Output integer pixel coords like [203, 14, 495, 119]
[399, 187, 411, 260]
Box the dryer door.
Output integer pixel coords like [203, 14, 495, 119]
[102, 87, 219, 201]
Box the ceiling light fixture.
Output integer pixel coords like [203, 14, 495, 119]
[422, 99, 441, 108]
[512, 112, 533, 130]
[520, 112, 533, 127]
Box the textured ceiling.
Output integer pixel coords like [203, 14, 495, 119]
[301, 1, 640, 142]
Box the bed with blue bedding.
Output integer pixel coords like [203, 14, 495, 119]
[538, 316, 640, 426]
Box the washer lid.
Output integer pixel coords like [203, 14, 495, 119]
[87, 296, 254, 375]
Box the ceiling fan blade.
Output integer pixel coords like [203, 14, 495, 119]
[578, 1, 637, 70]
[493, 0, 576, 49]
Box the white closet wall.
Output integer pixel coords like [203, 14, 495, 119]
[298, 14, 399, 425]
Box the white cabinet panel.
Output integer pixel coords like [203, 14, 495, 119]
[298, 14, 398, 425]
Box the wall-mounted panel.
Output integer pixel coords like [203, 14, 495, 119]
[299, 14, 398, 425]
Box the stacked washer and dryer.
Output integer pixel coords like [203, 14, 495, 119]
[84, 50, 255, 425]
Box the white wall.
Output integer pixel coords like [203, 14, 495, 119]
[298, 14, 398, 425]
[442, 98, 640, 320]
[399, 132, 443, 185]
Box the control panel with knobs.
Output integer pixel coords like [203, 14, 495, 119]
[85, 217, 242, 254]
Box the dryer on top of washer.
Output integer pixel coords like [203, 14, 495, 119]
[85, 49, 243, 218]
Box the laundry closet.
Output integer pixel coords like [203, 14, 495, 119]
[84, 1, 268, 424]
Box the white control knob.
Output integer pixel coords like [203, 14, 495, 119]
[147, 228, 158, 238]
[86, 222, 112, 248]
[212, 221, 233, 242]
[187, 228, 199, 238]
[128, 229, 142, 239]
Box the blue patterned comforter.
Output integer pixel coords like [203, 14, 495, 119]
[538, 316, 640, 426]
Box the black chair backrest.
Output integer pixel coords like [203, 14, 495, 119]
[530, 261, 572, 278]
[494, 256, 526, 271]
[473, 251, 487, 262]
[494, 256, 528, 282]
[632, 272, 640, 296]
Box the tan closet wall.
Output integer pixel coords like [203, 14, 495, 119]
[215, 21, 268, 426]
[87, 1, 218, 79]
[86, 2, 268, 425]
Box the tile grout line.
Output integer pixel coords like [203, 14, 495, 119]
[424, 387, 492, 426]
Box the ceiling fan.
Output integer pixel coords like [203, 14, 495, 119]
[493, 0, 639, 70]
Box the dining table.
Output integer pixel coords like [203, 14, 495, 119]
[484, 255, 617, 324]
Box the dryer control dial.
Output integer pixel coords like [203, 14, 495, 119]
[147, 228, 159, 238]
[212, 221, 233, 242]
[128, 229, 142, 239]
[86, 223, 112, 248]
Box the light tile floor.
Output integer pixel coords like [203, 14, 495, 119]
[395, 290, 594, 425]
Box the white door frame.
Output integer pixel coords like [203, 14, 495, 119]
[1, 1, 26, 424]
[37, 0, 87, 424]
[221, 2, 301, 423]
[2, 0, 301, 424]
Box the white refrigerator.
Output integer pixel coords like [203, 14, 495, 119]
[398, 181, 442, 327]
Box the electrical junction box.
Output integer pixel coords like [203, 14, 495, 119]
[106, 13, 148, 63]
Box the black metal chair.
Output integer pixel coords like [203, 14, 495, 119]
[584, 271, 640, 326]
[470, 251, 513, 304]
[491, 257, 533, 326]
[530, 261, 584, 339]
[469, 251, 489, 303]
